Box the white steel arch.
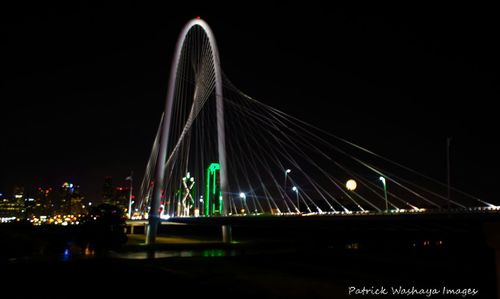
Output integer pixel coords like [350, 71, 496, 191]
[147, 18, 228, 243]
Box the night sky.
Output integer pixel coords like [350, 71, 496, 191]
[1, 3, 498, 204]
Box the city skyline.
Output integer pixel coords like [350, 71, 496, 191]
[1, 3, 498, 203]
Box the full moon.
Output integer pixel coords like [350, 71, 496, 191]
[346, 179, 357, 191]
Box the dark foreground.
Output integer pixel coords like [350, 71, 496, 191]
[3, 245, 496, 298]
[2, 213, 499, 298]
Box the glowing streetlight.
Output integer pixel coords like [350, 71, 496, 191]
[292, 186, 299, 213]
[283, 169, 291, 196]
[379, 176, 388, 212]
[125, 172, 133, 219]
[239, 192, 249, 214]
[346, 179, 357, 191]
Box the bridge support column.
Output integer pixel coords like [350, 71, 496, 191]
[222, 224, 232, 243]
[146, 216, 160, 244]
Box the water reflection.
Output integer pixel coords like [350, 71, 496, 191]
[62, 248, 70, 261]
[108, 249, 237, 260]
[59, 243, 96, 261]
[56, 240, 237, 261]
[202, 249, 226, 257]
[84, 245, 95, 257]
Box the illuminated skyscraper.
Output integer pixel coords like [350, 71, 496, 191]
[113, 185, 130, 212]
[102, 176, 114, 204]
[58, 182, 84, 215]
[35, 187, 54, 216]
[102, 176, 129, 213]
[0, 186, 25, 218]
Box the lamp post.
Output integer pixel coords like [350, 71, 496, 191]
[379, 176, 388, 212]
[283, 169, 291, 197]
[292, 186, 299, 213]
[126, 171, 133, 219]
[239, 192, 248, 214]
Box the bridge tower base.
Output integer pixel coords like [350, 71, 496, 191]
[146, 217, 160, 244]
[222, 224, 232, 243]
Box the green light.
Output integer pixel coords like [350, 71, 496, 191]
[205, 166, 210, 216]
[213, 170, 216, 195]
[205, 163, 221, 216]
[219, 191, 223, 215]
[208, 163, 220, 172]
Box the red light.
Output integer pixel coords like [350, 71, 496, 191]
[131, 195, 136, 199]
[196, 16, 201, 19]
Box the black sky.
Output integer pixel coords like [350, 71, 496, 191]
[1, 2, 498, 203]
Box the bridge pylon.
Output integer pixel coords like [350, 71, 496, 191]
[147, 18, 229, 244]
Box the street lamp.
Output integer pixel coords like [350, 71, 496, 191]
[292, 186, 299, 213]
[283, 169, 291, 195]
[379, 176, 388, 212]
[125, 171, 133, 219]
[239, 192, 248, 214]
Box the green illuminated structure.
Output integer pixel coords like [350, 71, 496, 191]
[205, 163, 222, 216]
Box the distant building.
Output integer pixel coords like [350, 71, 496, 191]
[58, 182, 85, 215]
[24, 196, 37, 218]
[35, 187, 55, 216]
[102, 176, 114, 204]
[0, 185, 25, 218]
[102, 177, 130, 213]
[113, 186, 130, 212]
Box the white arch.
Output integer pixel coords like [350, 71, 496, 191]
[147, 18, 228, 243]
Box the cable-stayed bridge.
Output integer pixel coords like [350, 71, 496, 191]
[134, 18, 499, 244]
